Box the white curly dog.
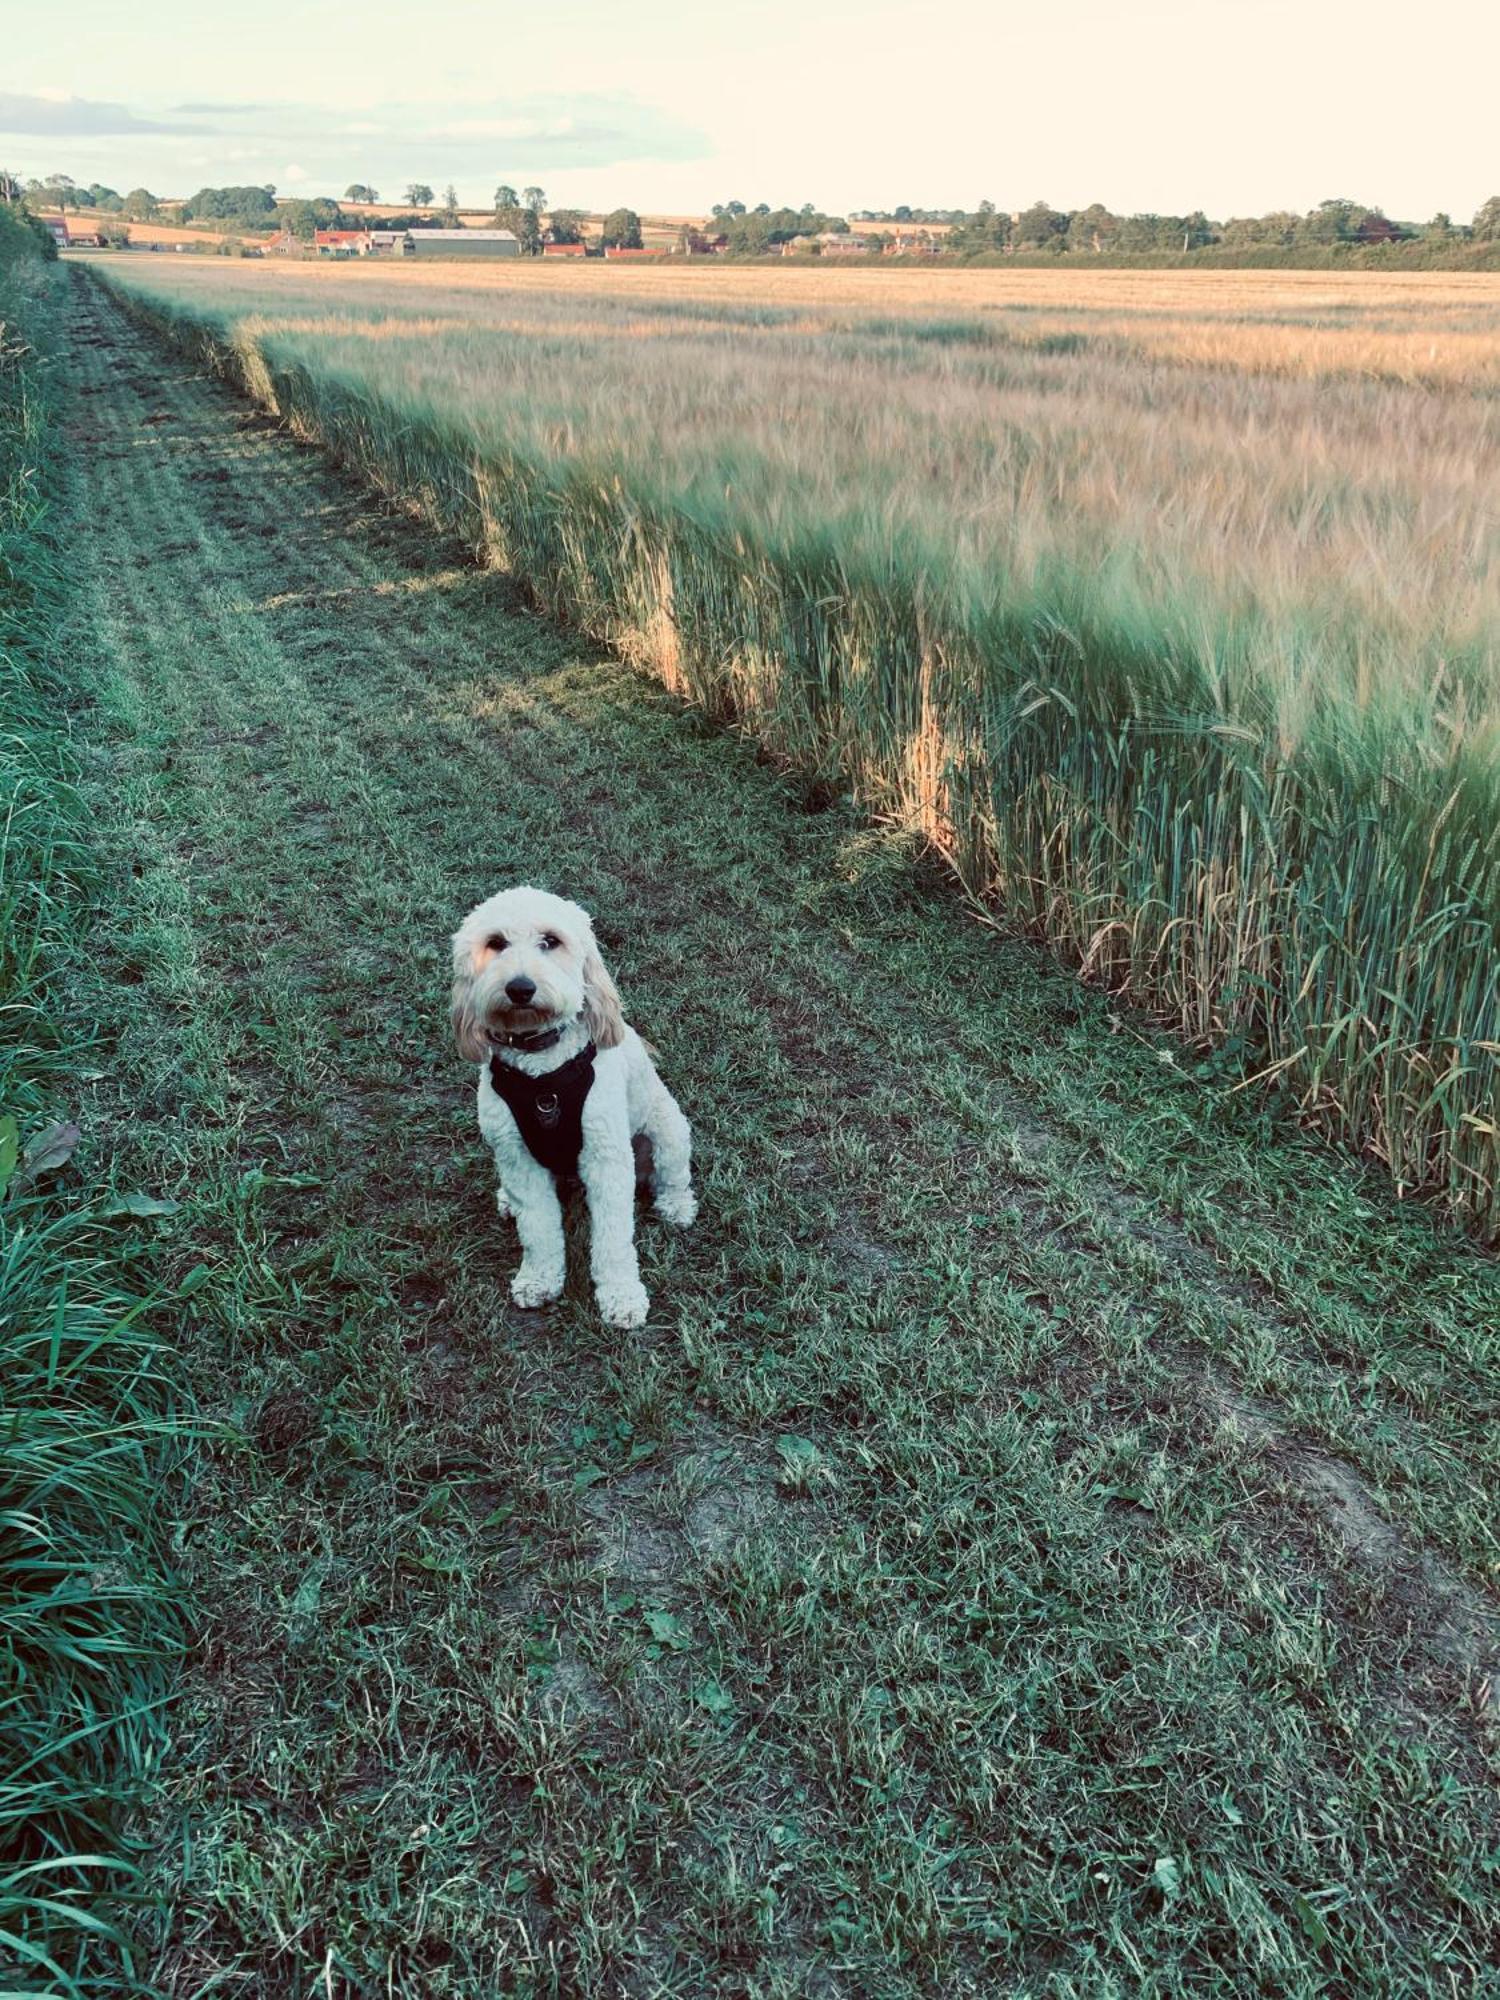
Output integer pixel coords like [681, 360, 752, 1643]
[450, 885, 696, 1328]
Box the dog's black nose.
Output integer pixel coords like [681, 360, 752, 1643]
[505, 975, 537, 1004]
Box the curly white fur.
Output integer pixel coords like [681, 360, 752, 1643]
[450, 885, 696, 1329]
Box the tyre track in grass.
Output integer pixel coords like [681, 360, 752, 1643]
[61, 272, 1500, 1996]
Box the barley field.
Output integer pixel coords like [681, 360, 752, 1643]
[90, 257, 1500, 1235]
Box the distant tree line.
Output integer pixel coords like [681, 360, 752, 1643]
[885, 195, 1500, 261]
[10, 170, 1500, 266]
[707, 201, 848, 252]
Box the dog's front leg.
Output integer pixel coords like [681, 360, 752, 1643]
[506, 1152, 566, 1309]
[580, 1129, 649, 1330]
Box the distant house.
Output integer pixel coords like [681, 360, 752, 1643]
[365, 231, 410, 257]
[817, 232, 872, 256]
[882, 232, 938, 257]
[405, 228, 520, 259]
[45, 218, 103, 249]
[602, 246, 665, 260]
[314, 228, 369, 257]
[542, 241, 587, 258]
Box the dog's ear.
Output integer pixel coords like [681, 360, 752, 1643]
[450, 940, 490, 1064]
[581, 942, 626, 1050]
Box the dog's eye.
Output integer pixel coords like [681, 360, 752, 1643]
[485, 933, 508, 953]
[539, 933, 562, 951]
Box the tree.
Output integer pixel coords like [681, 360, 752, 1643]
[182, 184, 278, 222]
[405, 182, 434, 207]
[280, 196, 342, 240]
[523, 185, 545, 212]
[1012, 200, 1069, 252]
[0, 168, 22, 202]
[546, 208, 586, 245]
[122, 187, 158, 220]
[947, 199, 1009, 256]
[599, 207, 643, 249]
[1294, 198, 1365, 246]
[344, 183, 379, 203]
[1424, 212, 1456, 240]
[1473, 196, 1500, 241]
[1067, 202, 1117, 254]
[443, 183, 460, 224]
[493, 184, 518, 212]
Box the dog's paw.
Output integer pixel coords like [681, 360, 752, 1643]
[511, 1267, 562, 1310]
[654, 1187, 697, 1228]
[495, 1186, 514, 1222]
[597, 1279, 650, 1330]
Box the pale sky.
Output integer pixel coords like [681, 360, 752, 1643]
[3, 0, 1496, 221]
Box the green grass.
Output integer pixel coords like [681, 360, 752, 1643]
[85, 255, 1500, 1240]
[44, 268, 1500, 1996]
[0, 212, 188, 1995]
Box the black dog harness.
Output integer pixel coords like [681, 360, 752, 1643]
[488, 1040, 598, 1180]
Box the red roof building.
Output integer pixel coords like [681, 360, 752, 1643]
[543, 241, 588, 257]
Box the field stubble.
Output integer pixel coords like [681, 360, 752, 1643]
[89, 256, 1500, 1236]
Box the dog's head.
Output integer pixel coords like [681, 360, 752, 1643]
[450, 885, 625, 1061]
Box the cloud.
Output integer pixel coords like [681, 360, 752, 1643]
[162, 92, 709, 170]
[0, 91, 191, 136]
[388, 94, 709, 168]
[0, 87, 711, 202]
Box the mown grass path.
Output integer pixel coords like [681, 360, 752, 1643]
[59, 274, 1500, 1996]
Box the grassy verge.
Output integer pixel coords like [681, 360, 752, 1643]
[49, 268, 1500, 1997]
[87, 258, 1500, 1241]
[0, 212, 186, 1995]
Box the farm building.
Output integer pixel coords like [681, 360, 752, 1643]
[543, 241, 587, 258]
[405, 228, 520, 259]
[817, 232, 873, 255]
[44, 218, 104, 249]
[602, 246, 666, 260]
[313, 228, 369, 256]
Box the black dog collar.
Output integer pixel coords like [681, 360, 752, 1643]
[488, 1040, 598, 1180]
[490, 1024, 564, 1053]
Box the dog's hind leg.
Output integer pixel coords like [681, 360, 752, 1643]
[642, 1085, 696, 1228]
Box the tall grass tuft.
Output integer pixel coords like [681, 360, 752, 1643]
[2, 211, 186, 1995]
[92, 260, 1500, 1239]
